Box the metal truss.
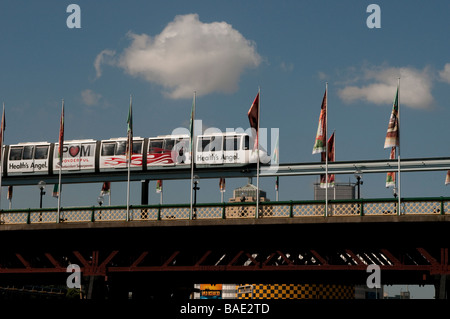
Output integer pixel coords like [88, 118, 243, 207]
[1, 248, 448, 278]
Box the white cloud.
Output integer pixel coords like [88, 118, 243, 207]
[438, 63, 450, 83]
[81, 89, 102, 106]
[96, 14, 261, 99]
[338, 65, 434, 109]
[94, 49, 116, 78]
[280, 62, 294, 72]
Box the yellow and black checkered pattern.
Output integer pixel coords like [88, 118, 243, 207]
[237, 284, 354, 299]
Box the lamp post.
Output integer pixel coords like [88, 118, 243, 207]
[354, 172, 363, 199]
[97, 195, 104, 220]
[38, 181, 46, 209]
[193, 175, 200, 219]
[97, 195, 104, 207]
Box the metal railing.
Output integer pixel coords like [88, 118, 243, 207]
[0, 197, 448, 225]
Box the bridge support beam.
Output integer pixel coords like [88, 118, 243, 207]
[435, 274, 448, 299]
[141, 179, 149, 205]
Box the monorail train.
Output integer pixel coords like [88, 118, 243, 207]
[3, 132, 270, 176]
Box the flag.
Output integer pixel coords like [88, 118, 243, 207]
[156, 180, 162, 193]
[58, 101, 65, 163]
[384, 87, 399, 149]
[272, 133, 279, 164]
[312, 89, 327, 154]
[101, 182, 111, 195]
[248, 92, 259, 150]
[219, 178, 225, 193]
[7, 185, 12, 200]
[386, 147, 396, 188]
[446, 171, 450, 185]
[0, 103, 5, 159]
[190, 94, 195, 153]
[275, 176, 279, 191]
[320, 132, 335, 188]
[53, 184, 59, 198]
[126, 96, 133, 163]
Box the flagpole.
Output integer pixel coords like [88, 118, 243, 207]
[276, 177, 279, 201]
[57, 99, 64, 223]
[190, 92, 196, 220]
[255, 87, 260, 218]
[126, 95, 132, 221]
[0, 102, 4, 210]
[397, 78, 401, 215]
[325, 82, 328, 217]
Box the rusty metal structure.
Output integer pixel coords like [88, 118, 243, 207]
[1, 198, 449, 299]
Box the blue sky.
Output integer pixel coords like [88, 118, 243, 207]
[1, 0, 450, 210]
[1, 0, 447, 298]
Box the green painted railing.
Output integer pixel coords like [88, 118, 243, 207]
[0, 197, 448, 225]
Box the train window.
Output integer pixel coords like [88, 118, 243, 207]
[23, 146, 34, 160]
[164, 139, 175, 152]
[9, 147, 23, 160]
[102, 143, 116, 156]
[116, 141, 126, 155]
[224, 136, 240, 151]
[199, 137, 211, 152]
[34, 146, 49, 159]
[149, 140, 163, 154]
[210, 136, 222, 151]
[244, 135, 249, 150]
[132, 141, 142, 154]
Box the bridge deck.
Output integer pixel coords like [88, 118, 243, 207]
[1, 196, 449, 231]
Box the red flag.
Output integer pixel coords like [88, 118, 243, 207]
[384, 87, 399, 149]
[248, 92, 259, 150]
[320, 132, 335, 188]
[386, 147, 396, 187]
[7, 185, 12, 200]
[446, 171, 450, 185]
[219, 178, 226, 193]
[126, 96, 133, 163]
[156, 180, 162, 193]
[58, 101, 65, 163]
[313, 89, 327, 154]
[0, 103, 5, 163]
[101, 182, 111, 195]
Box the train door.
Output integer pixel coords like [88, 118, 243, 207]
[100, 138, 143, 171]
[171, 137, 190, 165]
[197, 135, 223, 165]
[223, 135, 243, 165]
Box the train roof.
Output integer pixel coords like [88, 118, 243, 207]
[102, 137, 144, 141]
[198, 132, 250, 137]
[10, 141, 50, 146]
[56, 139, 97, 144]
[152, 134, 190, 138]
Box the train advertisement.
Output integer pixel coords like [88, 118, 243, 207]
[54, 141, 96, 172]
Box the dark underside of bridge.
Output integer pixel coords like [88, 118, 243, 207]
[1, 218, 449, 299]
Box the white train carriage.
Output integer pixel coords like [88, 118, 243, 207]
[7, 142, 52, 175]
[53, 139, 97, 173]
[195, 132, 266, 167]
[147, 134, 191, 168]
[99, 137, 145, 172]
